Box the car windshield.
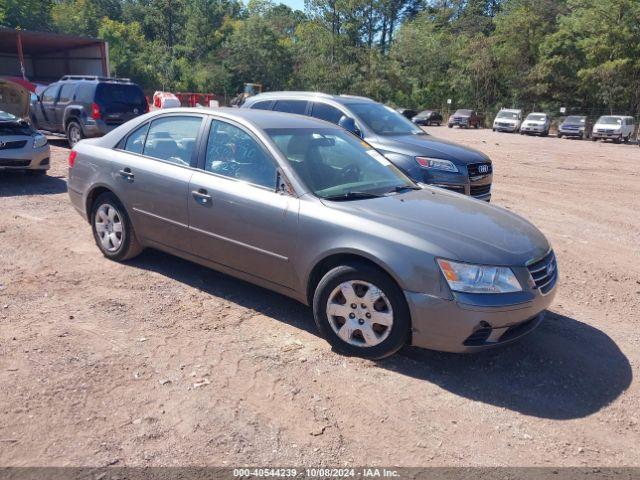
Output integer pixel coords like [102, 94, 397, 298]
[497, 111, 518, 119]
[418, 110, 433, 116]
[266, 127, 417, 200]
[565, 116, 585, 123]
[527, 114, 546, 121]
[598, 116, 622, 125]
[348, 103, 424, 136]
[454, 109, 472, 116]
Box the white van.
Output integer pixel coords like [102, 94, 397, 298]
[592, 115, 635, 143]
[492, 108, 522, 133]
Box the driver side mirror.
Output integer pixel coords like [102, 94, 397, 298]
[275, 169, 293, 196]
[338, 115, 362, 138]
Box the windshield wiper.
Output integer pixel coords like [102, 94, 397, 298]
[386, 185, 422, 194]
[323, 191, 384, 201]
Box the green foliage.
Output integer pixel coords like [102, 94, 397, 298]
[1, 0, 638, 116]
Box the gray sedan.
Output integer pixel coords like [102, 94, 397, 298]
[68, 108, 557, 359]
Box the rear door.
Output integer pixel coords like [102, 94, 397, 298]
[112, 114, 205, 252]
[96, 83, 147, 129]
[188, 117, 299, 289]
[54, 83, 76, 126]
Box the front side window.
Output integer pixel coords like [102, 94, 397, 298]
[273, 100, 309, 115]
[123, 123, 149, 154]
[205, 120, 276, 188]
[349, 103, 423, 136]
[41, 85, 60, 103]
[266, 127, 416, 199]
[142, 116, 202, 165]
[311, 102, 344, 125]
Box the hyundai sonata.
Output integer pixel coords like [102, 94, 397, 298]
[68, 108, 557, 359]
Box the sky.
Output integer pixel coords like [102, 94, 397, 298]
[280, 0, 305, 9]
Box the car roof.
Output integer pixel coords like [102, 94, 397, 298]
[151, 107, 342, 130]
[245, 91, 377, 106]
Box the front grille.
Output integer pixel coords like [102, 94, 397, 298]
[497, 122, 512, 127]
[0, 140, 28, 150]
[0, 159, 30, 167]
[470, 184, 491, 197]
[468, 162, 493, 177]
[527, 251, 558, 295]
[597, 128, 615, 134]
[453, 117, 468, 123]
[563, 125, 579, 130]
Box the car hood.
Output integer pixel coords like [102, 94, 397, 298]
[523, 120, 546, 125]
[594, 123, 620, 129]
[0, 78, 31, 119]
[495, 118, 518, 123]
[324, 188, 550, 266]
[375, 134, 490, 164]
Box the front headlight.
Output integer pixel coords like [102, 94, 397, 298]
[437, 259, 522, 294]
[33, 134, 48, 149]
[415, 157, 459, 172]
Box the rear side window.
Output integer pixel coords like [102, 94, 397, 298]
[58, 84, 76, 103]
[96, 83, 146, 108]
[123, 123, 149, 154]
[41, 85, 60, 103]
[273, 100, 308, 115]
[142, 116, 202, 166]
[311, 102, 344, 125]
[250, 100, 273, 110]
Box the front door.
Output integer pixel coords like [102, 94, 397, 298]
[188, 118, 299, 289]
[35, 84, 59, 131]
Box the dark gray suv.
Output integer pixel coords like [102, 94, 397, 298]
[30, 75, 148, 146]
[242, 92, 493, 200]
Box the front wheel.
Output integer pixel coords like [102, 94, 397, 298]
[91, 192, 143, 261]
[448, 124, 453, 128]
[313, 262, 410, 359]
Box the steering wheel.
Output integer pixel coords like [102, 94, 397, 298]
[342, 163, 361, 182]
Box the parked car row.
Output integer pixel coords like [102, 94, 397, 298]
[492, 108, 637, 143]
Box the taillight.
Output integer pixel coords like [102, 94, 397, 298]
[91, 102, 101, 120]
[145, 98, 150, 113]
[68, 150, 77, 168]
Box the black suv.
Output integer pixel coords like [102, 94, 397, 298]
[242, 92, 493, 201]
[31, 76, 147, 146]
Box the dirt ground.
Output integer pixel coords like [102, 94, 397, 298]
[1, 129, 639, 468]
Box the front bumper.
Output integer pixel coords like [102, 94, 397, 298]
[494, 124, 518, 132]
[558, 128, 585, 137]
[520, 125, 546, 134]
[448, 120, 470, 127]
[405, 283, 556, 353]
[0, 145, 50, 171]
[592, 131, 622, 140]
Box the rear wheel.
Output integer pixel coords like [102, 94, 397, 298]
[313, 262, 410, 359]
[91, 192, 143, 261]
[448, 124, 453, 128]
[66, 121, 83, 147]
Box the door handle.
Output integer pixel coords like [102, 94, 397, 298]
[118, 168, 134, 182]
[192, 189, 212, 205]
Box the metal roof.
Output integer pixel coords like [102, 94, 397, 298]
[0, 27, 104, 55]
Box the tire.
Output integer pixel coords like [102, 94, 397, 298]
[66, 120, 84, 147]
[90, 192, 143, 261]
[624, 134, 630, 143]
[437, 122, 441, 126]
[448, 124, 453, 128]
[312, 262, 410, 359]
[614, 137, 621, 144]
[592, 137, 597, 142]
[557, 133, 563, 139]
